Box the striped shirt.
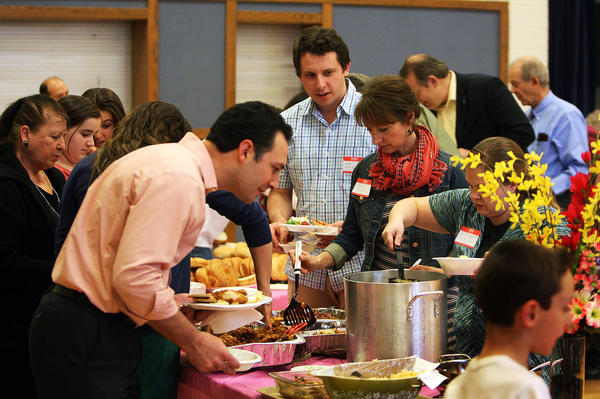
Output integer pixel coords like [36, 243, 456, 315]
[279, 81, 377, 291]
[372, 195, 409, 270]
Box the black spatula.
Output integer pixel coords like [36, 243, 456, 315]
[282, 241, 316, 327]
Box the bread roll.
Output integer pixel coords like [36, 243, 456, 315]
[213, 245, 235, 259]
[190, 257, 208, 268]
[234, 241, 251, 258]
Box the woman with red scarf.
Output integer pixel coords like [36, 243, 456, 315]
[298, 74, 466, 273]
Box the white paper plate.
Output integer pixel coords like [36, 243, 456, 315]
[281, 224, 338, 235]
[228, 348, 262, 372]
[184, 295, 271, 311]
[433, 257, 483, 275]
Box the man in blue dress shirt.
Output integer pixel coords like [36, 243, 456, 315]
[508, 56, 588, 209]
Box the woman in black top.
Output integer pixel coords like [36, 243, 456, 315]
[0, 95, 68, 398]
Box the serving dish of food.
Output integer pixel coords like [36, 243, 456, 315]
[268, 370, 330, 399]
[432, 257, 483, 275]
[301, 328, 346, 356]
[214, 321, 306, 367]
[311, 357, 423, 399]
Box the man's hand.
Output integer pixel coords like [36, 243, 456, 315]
[289, 250, 334, 274]
[270, 222, 289, 253]
[185, 331, 240, 374]
[147, 310, 240, 374]
[317, 220, 342, 248]
[458, 147, 470, 158]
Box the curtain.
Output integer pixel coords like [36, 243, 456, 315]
[548, 0, 597, 116]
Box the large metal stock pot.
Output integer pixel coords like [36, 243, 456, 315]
[345, 269, 447, 362]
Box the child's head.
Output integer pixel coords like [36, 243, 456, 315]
[476, 240, 573, 355]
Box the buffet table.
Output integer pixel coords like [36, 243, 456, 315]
[177, 355, 441, 399]
[177, 284, 445, 399]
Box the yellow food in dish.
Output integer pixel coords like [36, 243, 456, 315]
[369, 370, 419, 379]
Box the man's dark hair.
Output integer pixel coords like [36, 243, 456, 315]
[399, 54, 449, 87]
[206, 101, 292, 160]
[292, 26, 350, 77]
[475, 240, 571, 327]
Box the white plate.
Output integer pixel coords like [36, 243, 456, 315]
[433, 257, 483, 275]
[184, 295, 271, 311]
[281, 223, 338, 235]
[228, 348, 262, 372]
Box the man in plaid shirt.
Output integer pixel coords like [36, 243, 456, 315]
[268, 27, 376, 308]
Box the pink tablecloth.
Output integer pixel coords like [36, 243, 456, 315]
[268, 284, 288, 311]
[177, 356, 344, 399]
[178, 354, 441, 399]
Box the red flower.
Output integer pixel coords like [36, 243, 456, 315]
[558, 230, 581, 252]
[582, 151, 592, 165]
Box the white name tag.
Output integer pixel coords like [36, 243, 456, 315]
[351, 178, 371, 198]
[454, 226, 481, 249]
[343, 156, 362, 174]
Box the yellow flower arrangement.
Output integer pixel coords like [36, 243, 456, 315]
[450, 150, 565, 248]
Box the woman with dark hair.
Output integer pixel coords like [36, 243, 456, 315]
[55, 95, 100, 179]
[0, 94, 68, 397]
[382, 135, 567, 365]
[82, 87, 125, 148]
[56, 101, 190, 253]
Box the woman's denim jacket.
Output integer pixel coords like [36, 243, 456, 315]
[324, 150, 467, 271]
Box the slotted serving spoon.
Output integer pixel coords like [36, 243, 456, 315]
[282, 240, 316, 327]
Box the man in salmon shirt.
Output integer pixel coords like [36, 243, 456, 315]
[29, 101, 292, 398]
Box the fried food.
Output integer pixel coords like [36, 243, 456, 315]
[216, 321, 295, 346]
[207, 260, 238, 287]
[195, 268, 219, 288]
[190, 257, 208, 268]
[212, 289, 248, 304]
[240, 257, 254, 277]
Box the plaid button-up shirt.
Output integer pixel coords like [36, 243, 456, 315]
[279, 81, 377, 291]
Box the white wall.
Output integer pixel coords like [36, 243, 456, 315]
[473, 0, 549, 66]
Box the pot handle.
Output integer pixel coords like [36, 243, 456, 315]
[407, 290, 444, 319]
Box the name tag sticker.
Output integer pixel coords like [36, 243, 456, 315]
[343, 156, 362, 174]
[351, 178, 371, 198]
[454, 226, 481, 249]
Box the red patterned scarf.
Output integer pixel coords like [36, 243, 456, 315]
[368, 124, 448, 195]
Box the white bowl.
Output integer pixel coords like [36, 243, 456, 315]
[228, 348, 262, 372]
[433, 257, 483, 275]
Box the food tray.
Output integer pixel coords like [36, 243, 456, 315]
[305, 320, 345, 331]
[269, 370, 330, 399]
[312, 357, 422, 399]
[231, 334, 306, 368]
[313, 308, 346, 321]
[301, 328, 346, 355]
